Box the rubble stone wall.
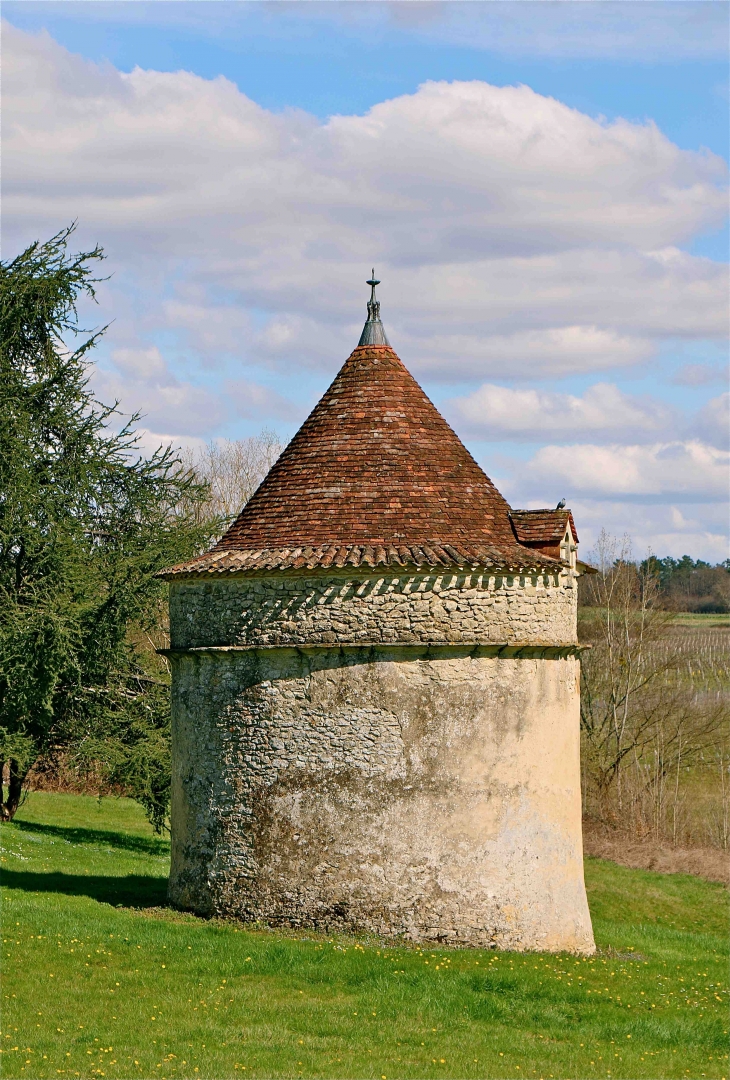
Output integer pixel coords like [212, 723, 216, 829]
[168, 642, 594, 953]
[169, 568, 577, 649]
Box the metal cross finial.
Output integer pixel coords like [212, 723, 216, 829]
[357, 267, 389, 347]
[366, 268, 380, 304]
[365, 268, 381, 321]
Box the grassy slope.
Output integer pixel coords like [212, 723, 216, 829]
[1, 793, 728, 1080]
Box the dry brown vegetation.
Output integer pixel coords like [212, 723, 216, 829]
[582, 821, 729, 884]
[579, 533, 729, 869]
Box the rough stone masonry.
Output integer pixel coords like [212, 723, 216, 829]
[160, 279, 595, 953]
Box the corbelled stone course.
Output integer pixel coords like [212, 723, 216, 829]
[169, 568, 577, 650]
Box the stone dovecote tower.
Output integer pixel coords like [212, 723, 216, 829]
[161, 276, 595, 953]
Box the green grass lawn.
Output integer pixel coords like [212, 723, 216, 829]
[1, 793, 728, 1080]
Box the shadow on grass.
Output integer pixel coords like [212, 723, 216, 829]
[1, 868, 168, 908]
[11, 819, 170, 857]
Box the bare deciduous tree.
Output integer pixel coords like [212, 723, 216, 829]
[178, 430, 285, 537]
[579, 531, 729, 844]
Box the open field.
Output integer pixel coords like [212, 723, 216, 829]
[665, 616, 729, 628]
[1, 793, 728, 1080]
[576, 611, 730, 691]
[577, 610, 730, 852]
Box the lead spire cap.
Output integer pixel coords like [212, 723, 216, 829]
[358, 268, 390, 347]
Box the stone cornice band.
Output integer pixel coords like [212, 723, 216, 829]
[160, 642, 588, 658]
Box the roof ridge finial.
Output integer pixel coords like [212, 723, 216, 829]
[358, 267, 390, 348]
[367, 268, 380, 309]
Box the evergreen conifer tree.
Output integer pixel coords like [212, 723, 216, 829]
[0, 227, 217, 826]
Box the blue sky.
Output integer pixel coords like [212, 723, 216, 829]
[3, 2, 728, 558]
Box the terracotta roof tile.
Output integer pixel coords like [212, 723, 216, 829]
[510, 509, 578, 546]
[161, 344, 572, 579]
[162, 542, 563, 578]
[216, 344, 517, 550]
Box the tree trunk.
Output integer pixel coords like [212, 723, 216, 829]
[1, 760, 28, 821]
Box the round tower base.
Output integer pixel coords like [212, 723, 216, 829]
[168, 645, 595, 953]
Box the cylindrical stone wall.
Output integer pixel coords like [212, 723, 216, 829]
[168, 567, 577, 649]
[167, 569, 594, 953]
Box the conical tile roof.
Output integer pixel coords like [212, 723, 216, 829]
[164, 339, 563, 577]
[222, 343, 515, 550]
[163, 279, 569, 577]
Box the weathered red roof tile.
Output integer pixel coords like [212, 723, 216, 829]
[214, 344, 517, 552]
[510, 509, 578, 546]
[162, 543, 562, 577]
[161, 283, 575, 579]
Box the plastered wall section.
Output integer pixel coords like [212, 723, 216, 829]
[169, 569, 577, 649]
[169, 645, 594, 953]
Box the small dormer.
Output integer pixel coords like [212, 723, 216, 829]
[510, 508, 579, 571]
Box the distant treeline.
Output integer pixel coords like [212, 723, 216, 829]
[641, 556, 730, 614]
[581, 554, 730, 613]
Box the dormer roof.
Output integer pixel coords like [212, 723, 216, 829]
[510, 509, 578, 546]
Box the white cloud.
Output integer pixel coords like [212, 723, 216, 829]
[395, 249, 726, 357]
[223, 379, 301, 422]
[693, 392, 729, 450]
[96, 345, 297, 436]
[132, 428, 209, 461]
[450, 382, 673, 442]
[485, 327, 653, 375]
[159, 299, 255, 362]
[415, 326, 654, 380]
[550, 498, 730, 562]
[672, 362, 728, 387]
[523, 440, 728, 500]
[4, 23, 727, 384]
[111, 346, 167, 381]
[3, 23, 727, 559]
[96, 347, 226, 436]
